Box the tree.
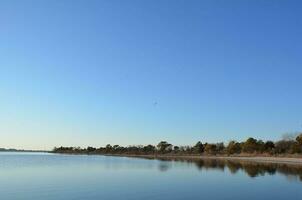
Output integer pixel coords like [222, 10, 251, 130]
[204, 144, 217, 155]
[226, 141, 241, 154]
[264, 141, 275, 151]
[294, 134, 302, 153]
[87, 146, 96, 152]
[173, 146, 180, 153]
[257, 140, 265, 153]
[275, 140, 295, 154]
[193, 141, 204, 154]
[105, 144, 112, 153]
[242, 138, 258, 153]
[296, 134, 302, 145]
[290, 142, 301, 154]
[157, 141, 172, 153]
[143, 145, 155, 153]
[216, 142, 225, 153]
[282, 133, 296, 141]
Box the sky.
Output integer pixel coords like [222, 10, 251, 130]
[0, 0, 302, 150]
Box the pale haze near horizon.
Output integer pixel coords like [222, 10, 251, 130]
[0, 0, 302, 150]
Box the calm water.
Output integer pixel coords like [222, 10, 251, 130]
[0, 152, 301, 200]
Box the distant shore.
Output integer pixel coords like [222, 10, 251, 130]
[0, 149, 48, 153]
[103, 154, 302, 165]
[52, 136, 302, 166]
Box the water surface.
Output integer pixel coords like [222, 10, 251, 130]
[0, 152, 301, 200]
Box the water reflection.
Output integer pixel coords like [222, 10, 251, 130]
[152, 157, 302, 181]
[158, 162, 172, 172]
[1, 153, 302, 200]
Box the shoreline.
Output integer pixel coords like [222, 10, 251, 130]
[103, 154, 302, 165]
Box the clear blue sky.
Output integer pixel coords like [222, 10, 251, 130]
[0, 0, 301, 150]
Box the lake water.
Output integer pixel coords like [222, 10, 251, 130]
[0, 152, 301, 200]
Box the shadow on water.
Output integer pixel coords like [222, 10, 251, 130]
[147, 157, 302, 182]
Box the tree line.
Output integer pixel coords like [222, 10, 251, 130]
[53, 133, 302, 156]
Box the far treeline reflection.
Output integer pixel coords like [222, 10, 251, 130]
[155, 158, 302, 181]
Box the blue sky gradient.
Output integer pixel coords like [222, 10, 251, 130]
[1, 0, 302, 150]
